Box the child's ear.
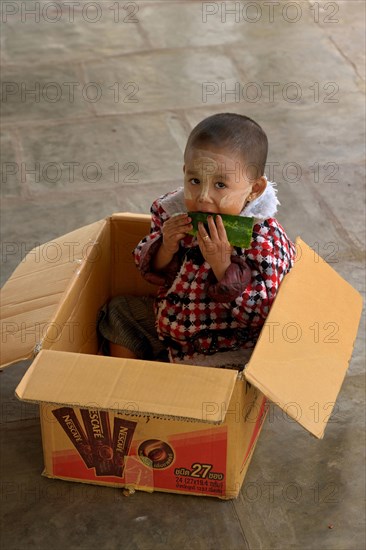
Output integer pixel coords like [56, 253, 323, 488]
[250, 176, 267, 200]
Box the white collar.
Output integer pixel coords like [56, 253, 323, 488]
[240, 177, 280, 220]
[160, 177, 280, 221]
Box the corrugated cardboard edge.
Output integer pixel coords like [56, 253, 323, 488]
[36, 218, 109, 357]
[0, 218, 108, 368]
[15, 349, 239, 425]
[244, 237, 363, 439]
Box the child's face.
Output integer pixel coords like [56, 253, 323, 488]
[183, 146, 266, 215]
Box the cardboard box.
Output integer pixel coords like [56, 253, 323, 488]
[1, 213, 363, 499]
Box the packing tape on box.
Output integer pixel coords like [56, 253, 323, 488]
[124, 455, 154, 493]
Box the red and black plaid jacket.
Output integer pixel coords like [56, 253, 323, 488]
[133, 191, 296, 363]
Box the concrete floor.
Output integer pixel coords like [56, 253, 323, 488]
[1, 1, 365, 548]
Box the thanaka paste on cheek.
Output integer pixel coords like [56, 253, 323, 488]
[219, 190, 250, 215]
[184, 185, 195, 211]
[219, 190, 247, 209]
[184, 186, 193, 200]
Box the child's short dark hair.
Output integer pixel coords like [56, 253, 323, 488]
[184, 113, 268, 179]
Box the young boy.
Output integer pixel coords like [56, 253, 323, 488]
[98, 113, 296, 369]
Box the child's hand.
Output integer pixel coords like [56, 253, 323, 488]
[162, 213, 192, 254]
[197, 215, 233, 281]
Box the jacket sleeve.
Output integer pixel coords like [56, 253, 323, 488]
[133, 198, 180, 286]
[209, 219, 296, 328]
[207, 256, 252, 302]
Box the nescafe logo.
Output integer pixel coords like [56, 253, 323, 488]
[138, 439, 174, 469]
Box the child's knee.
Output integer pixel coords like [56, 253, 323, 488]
[109, 342, 138, 359]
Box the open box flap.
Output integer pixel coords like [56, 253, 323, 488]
[15, 349, 238, 424]
[0, 219, 106, 368]
[245, 238, 363, 439]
